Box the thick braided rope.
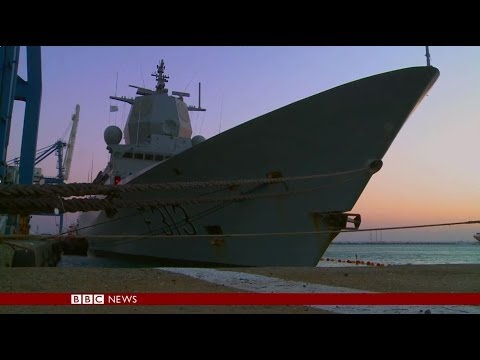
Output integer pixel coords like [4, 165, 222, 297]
[0, 182, 351, 214]
[0, 167, 368, 198]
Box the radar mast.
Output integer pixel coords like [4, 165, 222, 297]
[152, 60, 169, 93]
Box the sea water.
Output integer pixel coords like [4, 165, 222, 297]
[57, 242, 480, 313]
[321, 242, 480, 266]
[58, 242, 480, 267]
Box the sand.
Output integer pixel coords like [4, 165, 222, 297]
[0, 265, 479, 314]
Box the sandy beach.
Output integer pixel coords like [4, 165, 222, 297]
[1, 265, 479, 314]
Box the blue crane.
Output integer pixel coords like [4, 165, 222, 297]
[6, 105, 80, 233]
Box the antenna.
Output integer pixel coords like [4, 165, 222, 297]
[152, 59, 169, 92]
[140, 67, 145, 88]
[187, 82, 206, 112]
[218, 93, 224, 134]
[87, 161, 90, 183]
[90, 155, 94, 183]
[425, 46, 431, 67]
[115, 72, 118, 97]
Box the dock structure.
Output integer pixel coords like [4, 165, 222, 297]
[0, 46, 62, 267]
[0, 238, 61, 267]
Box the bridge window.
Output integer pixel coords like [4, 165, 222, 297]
[134, 153, 143, 160]
[145, 154, 154, 161]
[123, 152, 133, 158]
[154, 155, 164, 161]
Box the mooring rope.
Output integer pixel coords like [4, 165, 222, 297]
[0, 169, 365, 215]
[1, 220, 479, 241]
[0, 167, 368, 198]
[0, 182, 353, 215]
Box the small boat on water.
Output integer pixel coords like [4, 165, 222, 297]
[474, 233, 480, 242]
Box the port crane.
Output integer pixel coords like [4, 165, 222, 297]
[7, 104, 80, 185]
[63, 104, 80, 182]
[6, 105, 80, 233]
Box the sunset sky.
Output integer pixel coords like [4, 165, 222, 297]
[6, 46, 480, 241]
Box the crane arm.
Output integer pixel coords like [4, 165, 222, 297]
[63, 104, 80, 181]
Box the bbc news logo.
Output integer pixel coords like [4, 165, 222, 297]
[70, 294, 138, 305]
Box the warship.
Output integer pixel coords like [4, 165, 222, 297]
[78, 59, 439, 266]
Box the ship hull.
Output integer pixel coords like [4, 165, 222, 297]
[79, 66, 439, 266]
[79, 197, 350, 266]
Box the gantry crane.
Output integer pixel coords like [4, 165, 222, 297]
[63, 104, 79, 182]
[6, 105, 80, 233]
[8, 104, 80, 184]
